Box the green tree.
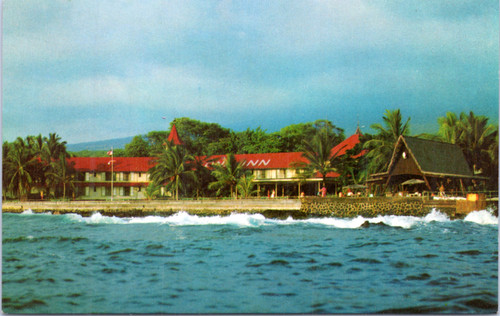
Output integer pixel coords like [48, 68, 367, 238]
[149, 143, 195, 200]
[3, 140, 38, 200]
[293, 127, 346, 186]
[458, 111, 498, 177]
[172, 117, 233, 156]
[46, 153, 75, 200]
[124, 135, 150, 157]
[146, 131, 170, 156]
[45, 133, 69, 160]
[275, 119, 344, 152]
[189, 156, 216, 199]
[209, 154, 246, 199]
[363, 109, 411, 173]
[237, 173, 257, 198]
[235, 127, 281, 154]
[144, 182, 161, 200]
[437, 112, 462, 144]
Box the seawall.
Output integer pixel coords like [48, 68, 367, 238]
[2, 196, 494, 219]
[1, 199, 303, 218]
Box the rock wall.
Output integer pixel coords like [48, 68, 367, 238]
[300, 197, 439, 218]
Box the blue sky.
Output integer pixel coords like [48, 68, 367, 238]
[3, 0, 498, 144]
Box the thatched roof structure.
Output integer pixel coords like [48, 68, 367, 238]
[368, 135, 484, 192]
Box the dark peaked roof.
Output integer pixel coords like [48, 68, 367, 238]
[389, 136, 473, 177]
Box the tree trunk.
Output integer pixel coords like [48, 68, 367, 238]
[175, 176, 179, 200]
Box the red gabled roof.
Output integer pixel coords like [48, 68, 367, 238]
[167, 124, 183, 145]
[331, 132, 365, 157]
[69, 131, 366, 179]
[68, 157, 156, 172]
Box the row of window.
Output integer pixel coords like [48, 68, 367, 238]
[84, 186, 142, 197]
[253, 169, 298, 179]
[84, 169, 300, 183]
[85, 172, 145, 181]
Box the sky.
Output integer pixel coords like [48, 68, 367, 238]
[2, 0, 499, 144]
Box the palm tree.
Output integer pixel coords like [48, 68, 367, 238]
[149, 143, 194, 200]
[209, 154, 245, 199]
[190, 156, 216, 199]
[144, 182, 161, 200]
[437, 112, 462, 144]
[46, 153, 75, 200]
[363, 109, 411, 173]
[45, 133, 69, 160]
[3, 142, 38, 200]
[293, 127, 344, 186]
[237, 173, 257, 198]
[458, 111, 498, 175]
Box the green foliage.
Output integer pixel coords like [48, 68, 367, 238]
[124, 135, 150, 157]
[363, 109, 411, 173]
[237, 174, 257, 198]
[69, 149, 125, 157]
[46, 153, 76, 200]
[234, 127, 281, 154]
[172, 117, 233, 156]
[209, 154, 246, 198]
[144, 182, 161, 200]
[148, 143, 195, 200]
[145, 131, 169, 156]
[293, 127, 347, 185]
[188, 156, 217, 198]
[2, 133, 71, 200]
[274, 119, 344, 152]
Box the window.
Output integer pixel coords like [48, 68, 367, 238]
[93, 172, 97, 178]
[139, 172, 142, 178]
[124, 187, 131, 196]
[93, 186, 97, 192]
[123, 173, 130, 181]
[105, 187, 111, 196]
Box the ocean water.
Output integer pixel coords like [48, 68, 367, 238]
[2, 209, 498, 314]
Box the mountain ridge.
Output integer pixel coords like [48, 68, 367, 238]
[67, 136, 134, 152]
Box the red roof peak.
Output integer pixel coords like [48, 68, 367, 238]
[167, 124, 183, 145]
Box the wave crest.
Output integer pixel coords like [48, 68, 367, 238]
[464, 210, 498, 225]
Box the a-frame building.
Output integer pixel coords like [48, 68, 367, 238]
[368, 136, 484, 194]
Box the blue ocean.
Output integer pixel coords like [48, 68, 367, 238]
[2, 209, 498, 314]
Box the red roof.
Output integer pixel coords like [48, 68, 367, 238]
[68, 157, 156, 172]
[331, 133, 361, 156]
[167, 124, 183, 145]
[68, 132, 366, 179]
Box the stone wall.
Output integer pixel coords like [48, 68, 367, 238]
[300, 197, 436, 218]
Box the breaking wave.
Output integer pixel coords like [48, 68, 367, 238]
[464, 210, 498, 225]
[60, 209, 497, 228]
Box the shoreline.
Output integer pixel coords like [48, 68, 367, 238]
[1, 199, 304, 218]
[2, 197, 495, 219]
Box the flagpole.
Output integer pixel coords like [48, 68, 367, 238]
[111, 147, 114, 201]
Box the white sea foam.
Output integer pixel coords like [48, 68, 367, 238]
[299, 209, 450, 229]
[65, 211, 270, 227]
[464, 210, 498, 225]
[19, 209, 52, 215]
[62, 209, 497, 228]
[65, 212, 125, 224]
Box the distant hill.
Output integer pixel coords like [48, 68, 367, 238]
[67, 136, 134, 152]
